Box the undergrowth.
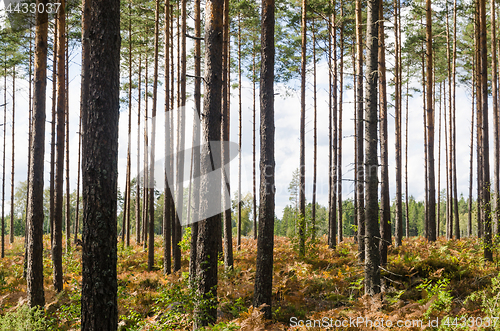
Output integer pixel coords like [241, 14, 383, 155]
[0, 235, 499, 330]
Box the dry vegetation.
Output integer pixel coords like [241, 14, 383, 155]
[0, 234, 500, 330]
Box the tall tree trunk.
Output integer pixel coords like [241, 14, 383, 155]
[124, 0, 133, 247]
[355, 0, 365, 259]
[299, 0, 307, 258]
[26, 0, 48, 307]
[75, 110, 81, 243]
[445, 82, 451, 238]
[437, 83, 442, 237]
[479, 0, 493, 261]
[49, 13, 57, 246]
[9, 68, 15, 246]
[143, 56, 149, 249]
[81, 0, 120, 325]
[475, 0, 483, 238]
[163, 0, 171, 275]
[252, 39, 257, 240]
[194, 0, 223, 325]
[468, 60, 475, 237]
[491, 0, 499, 234]
[425, 0, 436, 241]
[378, 0, 390, 265]
[188, 0, 201, 281]
[136, 54, 142, 244]
[53, 0, 66, 291]
[253, 0, 275, 319]
[394, 0, 403, 247]
[148, 0, 160, 271]
[25, 25, 34, 248]
[364, 0, 380, 296]
[77, 0, 90, 245]
[237, 12, 242, 250]
[337, 0, 344, 243]
[2, 55, 7, 257]
[328, 8, 337, 248]
[174, 0, 187, 271]
[312, 19, 320, 241]
[65, 38, 71, 251]
[405, 63, 410, 236]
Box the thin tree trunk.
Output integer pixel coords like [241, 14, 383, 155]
[337, 0, 344, 243]
[53, 0, 66, 291]
[253, 0, 275, 319]
[394, 0, 403, 247]
[364, 0, 380, 296]
[136, 54, 142, 244]
[124, 0, 133, 247]
[24, 25, 34, 250]
[148, 0, 160, 271]
[143, 55, 149, 249]
[9, 68, 15, 246]
[65, 38, 71, 252]
[475, 0, 483, 238]
[491, 0, 499, 234]
[425, 0, 436, 241]
[2, 58, 6, 258]
[298, 0, 307, 258]
[437, 83, 442, 237]
[237, 12, 242, 250]
[188, 0, 201, 281]
[174, 0, 187, 271]
[468, 66, 475, 237]
[163, 0, 171, 275]
[405, 63, 410, 236]
[252, 39, 257, 240]
[378, 0, 390, 265]
[356, 0, 365, 259]
[26, 0, 48, 307]
[49, 12, 57, 246]
[479, 0, 493, 261]
[312, 18, 318, 241]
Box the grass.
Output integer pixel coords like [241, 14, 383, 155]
[0, 234, 499, 330]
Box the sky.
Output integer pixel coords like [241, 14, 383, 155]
[0, 5, 494, 220]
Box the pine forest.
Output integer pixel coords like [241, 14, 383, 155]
[0, 0, 500, 329]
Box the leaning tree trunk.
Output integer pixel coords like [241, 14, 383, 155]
[80, 0, 120, 326]
[253, 0, 275, 320]
[194, 0, 223, 326]
[364, 0, 381, 296]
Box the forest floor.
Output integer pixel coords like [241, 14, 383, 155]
[0, 234, 499, 330]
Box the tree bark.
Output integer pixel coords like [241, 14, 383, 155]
[378, 0, 390, 265]
[491, 0, 499, 234]
[479, 0, 493, 261]
[337, 0, 344, 243]
[53, 0, 66, 291]
[355, 0, 365, 259]
[26, 0, 48, 308]
[163, 0, 171, 275]
[148, 0, 160, 271]
[194, 0, 223, 325]
[394, 0, 403, 247]
[80, 0, 120, 325]
[299, 0, 307, 258]
[253, 0, 275, 319]
[9, 68, 15, 246]
[425, 0, 436, 241]
[364, 0, 381, 296]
